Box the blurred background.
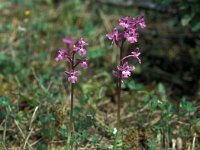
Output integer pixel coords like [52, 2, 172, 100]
[0, 0, 200, 149]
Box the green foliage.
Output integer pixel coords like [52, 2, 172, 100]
[0, 97, 10, 120]
[148, 96, 159, 111]
[0, 0, 199, 149]
[179, 97, 196, 114]
[157, 83, 167, 100]
[79, 96, 89, 106]
[87, 46, 103, 59]
[39, 113, 55, 125]
[74, 130, 90, 145]
[162, 0, 200, 31]
[0, 96, 10, 107]
[147, 139, 157, 150]
[125, 80, 143, 91]
[58, 125, 68, 138]
[0, 54, 21, 76]
[113, 131, 123, 150]
[91, 135, 99, 145]
[180, 0, 200, 31]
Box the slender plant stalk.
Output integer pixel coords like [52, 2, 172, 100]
[107, 16, 145, 130]
[117, 78, 121, 128]
[56, 37, 88, 149]
[116, 41, 124, 128]
[70, 83, 74, 133]
[66, 83, 74, 149]
[67, 53, 75, 149]
[70, 53, 75, 132]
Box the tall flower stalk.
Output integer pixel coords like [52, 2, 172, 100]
[55, 37, 88, 146]
[106, 16, 146, 128]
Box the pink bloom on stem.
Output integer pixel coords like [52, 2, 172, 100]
[55, 54, 63, 62]
[117, 62, 135, 72]
[131, 16, 146, 29]
[106, 28, 123, 44]
[73, 37, 88, 56]
[121, 48, 141, 64]
[131, 48, 141, 63]
[119, 16, 132, 28]
[107, 15, 145, 79]
[80, 61, 88, 69]
[120, 64, 135, 79]
[113, 62, 135, 79]
[55, 49, 67, 61]
[122, 70, 131, 78]
[62, 37, 75, 48]
[65, 70, 80, 84]
[76, 37, 88, 47]
[68, 75, 78, 84]
[124, 28, 138, 44]
[56, 37, 88, 84]
[138, 16, 146, 28]
[78, 48, 87, 56]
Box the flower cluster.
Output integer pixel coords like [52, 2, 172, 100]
[106, 16, 145, 79]
[55, 37, 88, 83]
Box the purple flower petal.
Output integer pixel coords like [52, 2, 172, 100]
[106, 28, 123, 44]
[68, 75, 77, 84]
[138, 16, 146, 28]
[62, 37, 75, 48]
[130, 48, 141, 64]
[78, 48, 87, 56]
[55, 49, 68, 61]
[114, 62, 135, 79]
[122, 70, 131, 78]
[76, 37, 88, 47]
[80, 61, 88, 69]
[124, 28, 138, 44]
[119, 16, 132, 28]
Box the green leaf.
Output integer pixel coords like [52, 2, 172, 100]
[191, 119, 200, 125]
[0, 96, 10, 107]
[74, 130, 90, 144]
[79, 96, 89, 105]
[82, 130, 89, 139]
[113, 131, 123, 150]
[0, 54, 21, 75]
[127, 80, 142, 90]
[143, 95, 150, 104]
[38, 113, 55, 125]
[158, 83, 166, 100]
[179, 98, 196, 113]
[58, 125, 68, 138]
[36, 143, 48, 150]
[76, 116, 93, 131]
[149, 96, 158, 111]
[191, 14, 200, 31]
[167, 103, 174, 113]
[91, 135, 99, 145]
[87, 46, 103, 59]
[161, 0, 172, 6]
[40, 127, 56, 139]
[147, 139, 157, 150]
[0, 3, 6, 10]
[181, 13, 194, 26]
[73, 107, 82, 116]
